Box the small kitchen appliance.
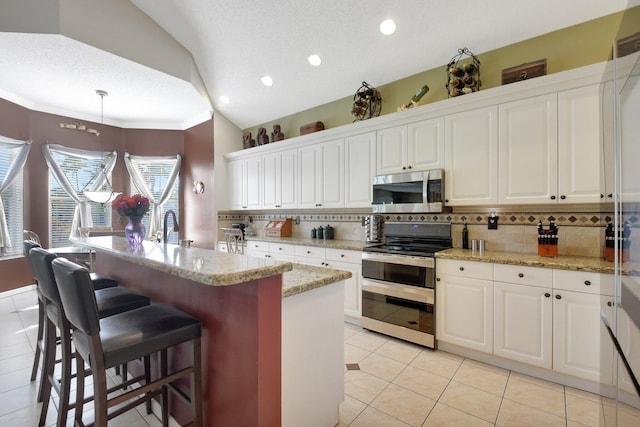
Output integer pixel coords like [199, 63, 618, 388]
[362, 214, 383, 243]
[371, 169, 445, 214]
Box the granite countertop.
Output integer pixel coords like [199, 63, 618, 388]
[282, 264, 352, 298]
[435, 248, 640, 275]
[245, 236, 365, 251]
[74, 236, 293, 287]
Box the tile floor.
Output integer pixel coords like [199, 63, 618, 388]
[2, 285, 640, 426]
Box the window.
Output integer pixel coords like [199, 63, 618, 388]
[48, 153, 112, 247]
[0, 146, 25, 256]
[130, 163, 180, 244]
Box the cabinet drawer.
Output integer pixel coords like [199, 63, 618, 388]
[325, 248, 361, 264]
[268, 242, 295, 256]
[494, 264, 552, 288]
[436, 259, 493, 280]
[247, 240, 269, 252]
[553, 270, 614, 296]
[294, 245, 326, 259]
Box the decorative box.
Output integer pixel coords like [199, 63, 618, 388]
[502, 59, 547, 85]
[265, 219, 292, 237]
[300, 121, 325, 136]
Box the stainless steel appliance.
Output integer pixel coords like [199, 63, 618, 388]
[362, 214, 384, 243]
[361, 222, 452, 348]
[372, 169, 445, 213]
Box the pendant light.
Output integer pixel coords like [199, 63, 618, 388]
[83, 90, 121, 204]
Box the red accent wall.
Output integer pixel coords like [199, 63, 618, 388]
[0, 97, 214, 291]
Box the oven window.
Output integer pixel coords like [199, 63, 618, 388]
[362, 291, 434, 335]
[372, 181, 423, 205]
[362, 259, 433, 288]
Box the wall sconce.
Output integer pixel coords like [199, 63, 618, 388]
[193, 181, 205, 194]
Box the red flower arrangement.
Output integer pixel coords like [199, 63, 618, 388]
[112, 194, 150, 223]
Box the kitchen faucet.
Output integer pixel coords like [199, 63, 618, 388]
[163, 210, 179, 243]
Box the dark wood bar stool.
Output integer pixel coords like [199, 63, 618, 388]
[23, 240, 120, 401]
[28, 246, 151, 427]
[51, 257, 203, 427]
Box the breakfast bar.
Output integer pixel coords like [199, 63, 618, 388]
[73, 236, 350, 427]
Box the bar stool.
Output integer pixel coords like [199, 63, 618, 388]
[28, 247, 151, 427]
[23, 240, 120, 396]
[52, 257, 203, 427]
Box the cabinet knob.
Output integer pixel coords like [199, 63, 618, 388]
[341, 254, 345, 258]
[608, 193, 613, 198]
[518, 273, 524, 278]
[600, 194, 604, 199]
[407, 165, 412, 169]
[584, 280, 591, 286]
[402, 166, 407, 170]
[436, 277, 441, 281]
[265, 254, 271, 258]
[555, 294, 562, 300]
[278, 247, 283, 251]
[459, 266, 464, 271]
[544, 292, 551, 298]
[445, 199, 449, 203]
[307, 250, 311, 254]
[550, 195, 556, 200]
[607, 301, 613, 307]
[560, 195, 566, 200]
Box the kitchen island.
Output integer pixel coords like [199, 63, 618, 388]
[73, 236, 349, 427]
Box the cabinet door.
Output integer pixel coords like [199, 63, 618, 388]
[553, 290, 615, 384]
[407, 117, 444, 171]
[558, 84, 605, 203]
[494, 282, 552, 368]
[376, 125, 407, 174]
[264, 150, 296, 209]
[279, 149, 297, 209]
[262, 153, 279, 208]
[436, 275, 493, 353]
[445, 106, 498, 205]
[245, 156, 262, 209]
[320, 139, 344, 208]
[498, 94, 558, 204]
[228, 160, 246, 209]
[298, 145, 320, 208]
[620, 74, 640, 202]
[345, 132, 376, 208]
[328, 259, 361, 319]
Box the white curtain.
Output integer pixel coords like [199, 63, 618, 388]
[42, 144, 117, 240]
[0, 136, 31, 250]
[124, 152, 181, 239]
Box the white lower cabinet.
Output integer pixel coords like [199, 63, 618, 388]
[493, 282, 553, 368]
[436, 259, 494, 353]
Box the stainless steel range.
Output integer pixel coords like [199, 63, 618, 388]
[361, 222, 452, 348]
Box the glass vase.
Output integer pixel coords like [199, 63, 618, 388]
[125, 216, 146, 246]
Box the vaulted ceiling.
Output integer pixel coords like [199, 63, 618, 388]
[1, 0, 638, 130]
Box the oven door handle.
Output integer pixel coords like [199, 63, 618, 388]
[362, 252, 434, 268]
[362, 278, 434, 305]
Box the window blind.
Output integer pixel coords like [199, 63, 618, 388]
[0, 149, 23, 256]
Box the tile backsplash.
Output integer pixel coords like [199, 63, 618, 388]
[217, 208, 638, 260]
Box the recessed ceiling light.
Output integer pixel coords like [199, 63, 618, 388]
[261, 75, 273, 86]
[219, 95, 230, 104]
[379, 19, 396, 35]
[307, 54, 322, 66]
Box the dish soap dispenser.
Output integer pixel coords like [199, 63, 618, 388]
[462, 221, 469, 249]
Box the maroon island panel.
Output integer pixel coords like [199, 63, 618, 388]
[97, 253, 282, 427]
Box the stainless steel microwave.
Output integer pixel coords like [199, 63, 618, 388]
[372, 169, 445, 213]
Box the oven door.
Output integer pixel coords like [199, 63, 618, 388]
[362, 252, 434, 288]
[361, 278, 435, 348]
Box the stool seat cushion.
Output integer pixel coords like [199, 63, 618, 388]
[94, 287, 150, 318]
[89, 273, 118, 290]
[73, 303, 201, 369]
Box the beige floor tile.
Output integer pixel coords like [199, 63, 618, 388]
[463, 358, 510, 377]
[504, 375, 566, 418]
[344, 369, 389, 404]
[345, 342, 371, 364]
[371, 383, 435, 427]
[615, 401, 640, 427]
[508, 370, 565, 392]
[393, 365, 450, 401]
[339, 394, 367, 426]
[566, 393, 606, 426]
[375, 339, 423, 365]
[344, 324, 361, 340]
[349, 405, 411, 427]
[422, 402, 494, 427]
[496, 398, 566, 427]
[566, 385, 603, 401]
[438, 381, 501, 423]
[359, 353, 407, 382]
[346, 330, 389, 352]
[409, 351, 463, 379]
[452, 362, 509, 396]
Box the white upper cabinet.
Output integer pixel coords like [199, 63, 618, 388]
[298, 139, 344, 209]
[263, 149, 297, 209]
[344, 132, 376, 208]
[376, 118, 444, 175]
[228, 157, 261, 210]
[557, 84, 606, 203]
[445, 106, 498, 206]
[498, 93, 558, 204]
